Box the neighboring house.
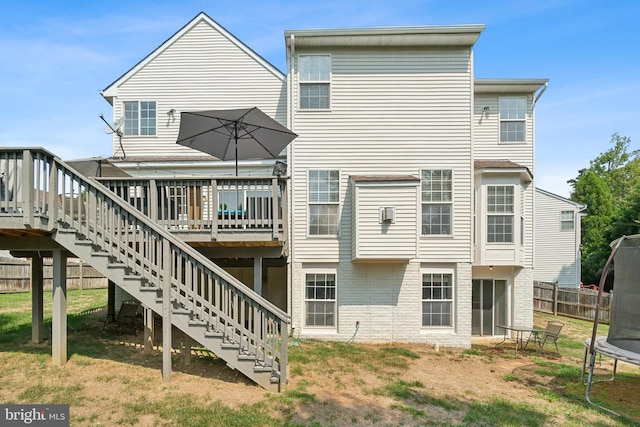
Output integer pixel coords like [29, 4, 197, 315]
[534, 188, 585, 288]
[100, 13, 548, 345]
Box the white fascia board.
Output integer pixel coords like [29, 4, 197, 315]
[475, 78, 549, 94]
[285, 24, 485, 47]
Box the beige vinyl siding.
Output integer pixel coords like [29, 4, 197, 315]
[473, 94, 535, 168]
[112, 20, 287, 158]
[291, 47, 473, 264]
[351, 181, 418, 261]
[534, 189, 582, 287]
[473, 94, 535, 267]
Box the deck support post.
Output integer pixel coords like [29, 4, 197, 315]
[144, 307, 154, 352]
[162, 239, 172, 382]
[51, 250, 67, 365]
[31, 254, 44, 343]
[254, 257, 262, 296]
[183, 334, 191, 366]
[107, 280, 116, 322]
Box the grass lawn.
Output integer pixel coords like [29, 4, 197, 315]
[1, 289, 639, 426]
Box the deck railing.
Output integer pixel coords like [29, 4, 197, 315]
[0, 148, 289, 386]
[97, 176, 287, 241]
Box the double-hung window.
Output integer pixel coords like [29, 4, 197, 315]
[421, 170, 452, 235]
[422, 273, 453, 327]
[305, 273, 336, 327]
[309, 170, 339, 235]
[499, 97, 526, 142]
[299, 55, 330, 109]
[560, 210, 574, 231]
[124, 101, 156, 136]
[487, 185, 514, 243]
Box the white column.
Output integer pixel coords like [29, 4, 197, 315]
[254, 257, 262, 296]
[31, 255, 44, 343]
[51, 250, 67, 365]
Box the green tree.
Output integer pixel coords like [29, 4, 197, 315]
[569, 134, 639, 285]
[570, 170, 615, 284]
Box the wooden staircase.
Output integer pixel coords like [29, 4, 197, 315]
[1, 148, 289, 392]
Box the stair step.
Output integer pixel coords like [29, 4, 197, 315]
[139, 286, 158, 292]
[188, 319, 207, 327]
[91, 251, 110, 258]
[221, 341, 240, 350]
[237, 353, 257, 361]
[204, 330, 223, 338]
[254, 363, 274, 373]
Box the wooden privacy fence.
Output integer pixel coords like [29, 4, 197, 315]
[0, 258, 107, 292]
[533, 281, 610, 323]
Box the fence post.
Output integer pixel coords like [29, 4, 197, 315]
[79, 260, 84, 290]
[553, 282, 558, 315]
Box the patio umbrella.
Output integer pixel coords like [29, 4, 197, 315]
[67, 157, 131, 177]
[176, 107, 297, 175]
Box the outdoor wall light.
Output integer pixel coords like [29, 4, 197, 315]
[489, 265, 494, 271]
[482, 106, 491, 112]
[167, 108, 176, 116]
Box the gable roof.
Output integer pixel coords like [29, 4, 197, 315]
[101, 12, 285, 104]
[536, 187, 586, 211]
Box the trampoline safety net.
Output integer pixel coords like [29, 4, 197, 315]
[608, 235, 640, 354]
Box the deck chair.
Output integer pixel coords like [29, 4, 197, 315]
[102, 300, 141, 336]
[537, 320, 564, 354]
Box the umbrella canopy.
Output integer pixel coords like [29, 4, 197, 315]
[176, 107, 297, 175]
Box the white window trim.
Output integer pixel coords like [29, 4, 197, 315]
[298, 54, 332, 111]
[303, 268, 338, 331]
[420, 169, 454, 237]
[498, 96, 526, 144]
[307, 169, 340, 238]
[420, 267, 455, 330]
[122, 100, 157, 137]
[560, 210, 575, 231]
[486, 185, 515, 244]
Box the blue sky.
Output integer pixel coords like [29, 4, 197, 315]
[1, 0, 638, 197]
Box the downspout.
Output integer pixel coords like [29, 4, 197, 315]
[286, 33, 295, 326]
[576, 205, 587, 287]
[530, 81, 547, 281]
[533, 81, 548, 107]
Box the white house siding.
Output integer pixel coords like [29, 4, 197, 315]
[291, 47, 473, 264]
[290, 45, 474, 344]
[534, 189, 583, 288]
[109, 18, 287, 158]
[473, 94, 536, 268]
[351, 180, 418, 261]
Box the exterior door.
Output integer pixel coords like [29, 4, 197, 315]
[472, 279, 507, 336]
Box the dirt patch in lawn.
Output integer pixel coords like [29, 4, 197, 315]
[2, 309, 639, 426]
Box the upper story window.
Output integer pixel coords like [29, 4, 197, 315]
[499, 97, 526, 142]
[421, 170, 452, 235]
[124, 101, 156, 136]
[487, 185, 514, 243]
[309, 170, 339, 235]
[560, 210, 575, 231]
[299, 55, 331, 110]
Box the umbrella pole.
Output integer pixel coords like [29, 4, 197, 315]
[235, 122, 239, 176]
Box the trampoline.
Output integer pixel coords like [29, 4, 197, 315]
[582, 234, 640, 415]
